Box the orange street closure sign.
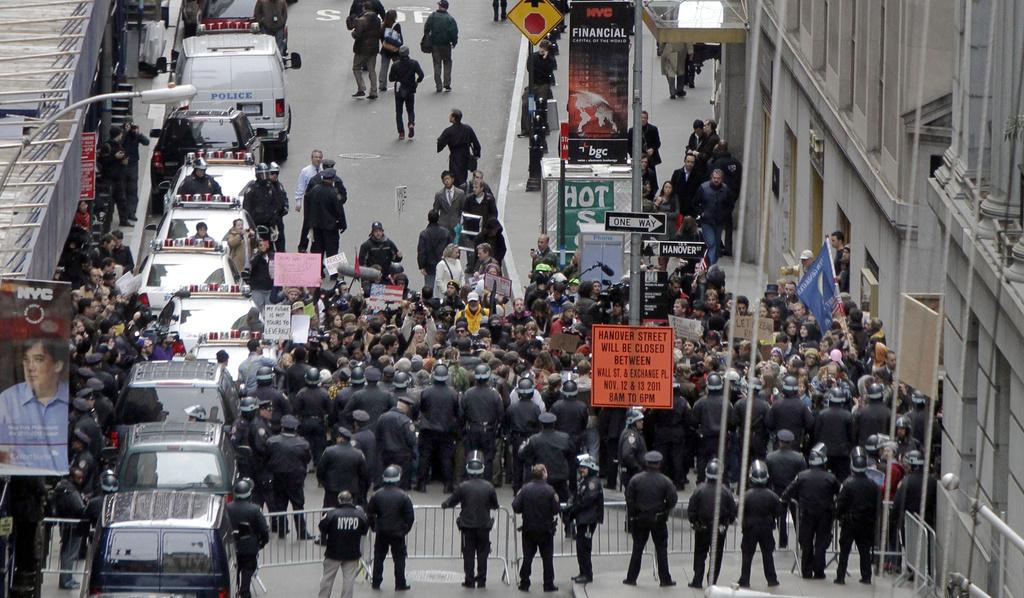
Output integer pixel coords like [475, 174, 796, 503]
[591, 324, 674, 409]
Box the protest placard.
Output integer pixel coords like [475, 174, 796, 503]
[290, 314, 311, 344]
[548, 332, 580, 353]
[263, 304, 292, 341]
[323, 252, 348, 273]
[365, 284, 404, 312]
[115, 272, 142, 296]
[733, 314, 775, 340]
[669, 315, 704, 341]
[273, 252, 322, 287]
[484, 273, 513, 298]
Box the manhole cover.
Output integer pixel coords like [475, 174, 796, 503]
[337, 153, 382, 160]
[405, 570, 464, 583]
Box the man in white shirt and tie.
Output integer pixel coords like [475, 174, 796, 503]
[295, 149, 323, 252]
[431, 170, 466, 237]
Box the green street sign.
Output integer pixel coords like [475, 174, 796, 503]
[561, 180, 614, 251]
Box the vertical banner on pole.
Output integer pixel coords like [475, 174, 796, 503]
[567, 1, 632, 164]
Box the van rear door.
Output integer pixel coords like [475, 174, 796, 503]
[160, 530, 230, 596]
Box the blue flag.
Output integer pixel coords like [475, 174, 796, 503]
[796, 241, 839, 331]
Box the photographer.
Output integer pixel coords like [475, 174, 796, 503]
[120, 121, 149, 221]
[98, 128, 131, 227]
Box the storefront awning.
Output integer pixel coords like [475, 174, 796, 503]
[643, 0, 748, 44]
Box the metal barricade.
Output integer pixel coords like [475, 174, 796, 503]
[40, 517, 90, 577]
[899, 512, 937, 595]
[259, 508, 333, 568]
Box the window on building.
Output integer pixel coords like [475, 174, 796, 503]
[786, 128, 798, 253]
[873, 1, 886, 152]
[810, 167, 824, 250]
[837, 205, 851, 246]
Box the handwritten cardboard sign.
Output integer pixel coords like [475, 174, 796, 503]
[733, 314, 775, 340]
[669, 315, 704, 341]
[263, 304, 292, 342]
[273, 252, 322, 287]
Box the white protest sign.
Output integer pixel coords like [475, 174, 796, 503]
[263, 304, 292, 342]
[669, 315, 704, 341]
[115, 272, 142, 296]
[323, 252, 349, 273]
[290, 314, 311, 344]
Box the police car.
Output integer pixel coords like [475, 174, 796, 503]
[150, 187, 255, 248]
[191, 328, 276, 381]
[177, 22, 301, 160]
[136, 237, 241, 310]
[153, 286, 259, 353]
[163, 150, 257, 210]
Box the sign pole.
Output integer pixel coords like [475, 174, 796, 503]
[628, 0, 643, 326]
[558, 158, 566, 267]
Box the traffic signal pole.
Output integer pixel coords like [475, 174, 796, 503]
[628, 0, 643, 325]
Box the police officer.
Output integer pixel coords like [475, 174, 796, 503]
[908, 390, 929, 447]
[551, 380, 588, 453]
[318, 491, 369, 598]
[442, 451, 500, 588]
[618, 407, 647, 489]
[318, 426, 370, 507]
[225, 478, 270, 598]
[391, 372, 417, 418]
[242, 162, 279, 239]
[368, 465, 415, 590]
[652, 381, 693, 488]
[738, 460, 782, 588]
[733, 377, 770, 462]
[69, 429, 98, 495]
[266, 161, 290, 251]
[519, 412, 575, 501]
[462, 364, 505, 481]
[351, 410, 380, 486]
[177, 157, 222, 196]
[343, 367, 396, 430]
[894, 416, 922, 458]
[690, 373, 736, 483]
[252, 398, 275, 510]
[332, 365, 366, 430]
[781, 443, 840, 579]
[84, 469, 118, 533]
[687, 459, 736, 588]
[853, 383, 891, 447]
[250, 365, 290, 433]
[562, 454, 603, 584]
[231, 397, 270, 508]
[894, 449, 937, 529]
[292, 368, 331, 464]
[512, 464, 561, 593]
[507, 377, 541, 492]
[267, 415, 313, 539]
[378, 396, 418, 489]
[766, 375, 813, 449]
[71, 394, 103, 465]
[417, 363, 461, 492]
[814, 387, 855, 482]
[834, 447, 879, 585]
[765, 429, 806, 549]
[623, 451, 677, 587]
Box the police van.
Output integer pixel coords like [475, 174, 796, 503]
[177, 22, 302, 161]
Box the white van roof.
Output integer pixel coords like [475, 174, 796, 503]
[183, 33, 277, 58]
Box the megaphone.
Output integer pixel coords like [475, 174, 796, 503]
[336, 263, 382, 283]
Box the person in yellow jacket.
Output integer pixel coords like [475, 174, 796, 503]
[458, 291, 489, 334]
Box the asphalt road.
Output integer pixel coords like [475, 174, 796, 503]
[276, 0, 521, 292]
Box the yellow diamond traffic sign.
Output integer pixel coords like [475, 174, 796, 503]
[507, 0, 564, 45]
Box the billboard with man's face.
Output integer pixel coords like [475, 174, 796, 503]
[0, 279, 71, 476]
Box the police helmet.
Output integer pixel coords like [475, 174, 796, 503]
[305, 367, 321, 386]
[193, 158, 208, 171]
[867, 383, 884, 401]
[233, 477, 254, 500]
[895, 415, 911, 431]
[850, 447, 869, 473]
[828, 387, 847, 405]
[911, 390, 928, 407]
[268, 162, 280, 174]
[749, 460, 769, 486]
[706, 373, 724, 392]
[577, 453, 599, 473]
[350, 366, 366, 385]
[561, 380, 578, 397]
[239, 396, 258, 413]
[473, 364, 491, 381]
[705, 458, 721, 481]
[725, 369, 741, 386]
[100, 469, 119, 493]
[255, 162, 270, 177]
[625, 407, 644, 426]
[256, 365, 274, 384]
[782, 375, 799, 395]
[516, 377, 535, 396]
[382, 465, 402, 485]
[465, 450, 485, 476]
[808, 443, 827, 466]
[393, 371, 411, 389]
[433, 363, 450, 382]
[864, 433, 889, 457]
[905, 450, 925, 468]
[184, 404, 208, 421]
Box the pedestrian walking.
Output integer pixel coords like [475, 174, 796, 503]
[318, 426, 370, 507]
[442, 451, 500, 588]
[351, 4, 382, 98]
[687, 459, 736, 588]
[389, 46, 425, 140]
[738, 460, 782, 588]
[318, 491, 369, 598]
[417, 209, 452, 292]
[432, 171, 466, 236]
[781, 443, 840, 579]
[267, 415, 313, 540]
[254, 0, 288, 54]
[368, 465, 415, 590]
[562, 454, 603, 584]
[693, 169, 731, 265]
[436, 109, 481, 187]
[834, 447, 879, 585]
[492, 0, 507, 20]
[225, 478, 270, 598]
[423, 0, 458, 92]
[379, 10, 403, 92]
[512, 464, 561, 592]
[623, 451, 677, 587]
[618, 407, 646, 489]
[658, 42, 689, 98]
[707, 141, 742, 256]
[119, 121, 148, 220]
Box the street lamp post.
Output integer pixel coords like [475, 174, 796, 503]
[0, 84, 197, 198]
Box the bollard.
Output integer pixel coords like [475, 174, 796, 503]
[527, 132, 544, 191]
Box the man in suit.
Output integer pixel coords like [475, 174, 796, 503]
[432, 170, 466, 236]
[670, 153, 701, 218]
[628, 111, 662, 176]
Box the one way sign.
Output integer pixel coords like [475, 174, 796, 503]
[603, 211, 667, 235]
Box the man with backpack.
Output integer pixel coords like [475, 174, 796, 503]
[389, 46, 425, 140]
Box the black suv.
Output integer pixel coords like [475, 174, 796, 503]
[115, 359, 240, 429]
[149, 108, 263, 213]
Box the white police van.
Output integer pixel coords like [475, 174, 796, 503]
[177, 22, 302, 161]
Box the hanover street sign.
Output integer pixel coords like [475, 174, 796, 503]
[603, 211, 667, 235]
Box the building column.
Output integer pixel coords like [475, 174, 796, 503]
[718, 40, 747, 148]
